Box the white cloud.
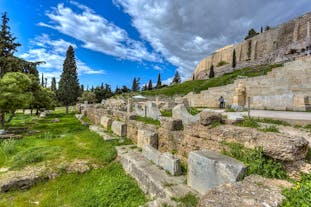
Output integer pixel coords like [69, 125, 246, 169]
[114, 0, 311, 78]
[20, 34, 104, 81]
[39, 2, 160, 62]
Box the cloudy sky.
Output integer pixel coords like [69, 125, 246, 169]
[1, 0, 311, 89]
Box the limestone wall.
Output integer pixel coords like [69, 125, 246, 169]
[194, 12, 311, 80]
[186, 56, 311, 111]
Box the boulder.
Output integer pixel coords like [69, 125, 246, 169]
[188, 150, 247, 194]
[111, 121, 127, 137]
[172, 104, 200, 125]
[100, 116, 112, 130]
[198, 175, 292, 207]
[227, 113, 244, 122]
[200, 111, 223, 126]
[137, 129, 158, 148]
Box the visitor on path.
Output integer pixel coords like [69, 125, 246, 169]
[219, 96, 225, 108]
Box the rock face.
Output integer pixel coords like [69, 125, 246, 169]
[172, 104, 200, 125]
[200, 111, 223, 126]
[100, 116, 112, 130]
[188, 150, 247, 194]
[142, 145, 182, 176]
[137, 129, 158, 148]
[111, 121, 127, 137]
[198, 175, 293, 207]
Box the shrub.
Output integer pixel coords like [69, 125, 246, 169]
[161, 110, 172, 117]
[222, 142, 287, 179]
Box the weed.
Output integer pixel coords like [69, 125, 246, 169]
[236, 118, 260, 128]
[134, 116, 161, 126]
[222, 142, 287, 179]
[172, 193, 199, 207]
[256, 118, 290, 126]
[187, 107, 200, 116]
[260, 125, 279, 133]
[1, 139, 17, 155]
[161, 110, 173, 117]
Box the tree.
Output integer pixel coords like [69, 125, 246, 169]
[0, 72, 32, 127]
[131, 77, 140, 92]
[51, 77, 57, 92]
[209, 64, 215, 79]
[232, 49, 236, 68]
[115, 86, 122, 95]
[78, 91, 97, 104]
[142, 84, 148, 91]
[41, 73, 44, 87]
[148, 80, 153, 90]
[121, 85, 130, 93]
[58, 45, 80, 113]
[172, 71, 181, 84]
[244, 28, 259, 40]
[156, 73, 161, 89]
[265, 26, 271, 31]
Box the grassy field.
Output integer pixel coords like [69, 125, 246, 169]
[0, 108, 146, 207]
[141, 64, 282, 97]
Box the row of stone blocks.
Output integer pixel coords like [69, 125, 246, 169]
[142, 145, 182, 176]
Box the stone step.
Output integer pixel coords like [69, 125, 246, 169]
[116, 145, 197, 200]
[89, 125, 119, 141]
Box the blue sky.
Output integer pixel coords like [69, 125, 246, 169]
[1, 0, 311, 90]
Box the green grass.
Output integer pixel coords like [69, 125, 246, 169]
[260, 125, 279, 133]
[0, 163, 146, 207]
[141, 64, 282, 97]
[0, 109, 147, 206]
[282, 173, 311, 207]
[161, 109, 173, 117]
[255, 118, 290, 126]
[172, 193, 199, 207]
[235, 117, 260, 128]
[134, 116, 161, 126]
[186, 107, 200, 116]
[222, 142, 287, 179]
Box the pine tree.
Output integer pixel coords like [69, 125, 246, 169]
[0, 12, 21, 77]
[172, 71, 181, 84]
[156, 73, 161, 89]
[58, 45, 80, 113]
[148, 80, 153, 90]
[232, 49, 236, 68]
[142, 84, 148, 91]
[121, 85, 129, 93]
[209, 65, 215, 79]
[51, 77, 57, 92]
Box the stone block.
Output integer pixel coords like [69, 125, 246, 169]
[227, 114, 244, 123]
[188, 150, 247, 194]
[142, 145, 182, 176]
[137, 129, 158, 148]
[142, 145, 161, 165]
[172, 104, 200, 125]
[200, 111, 223, 126]
[100, 116, 112, 129]
[159, 152, 182, 176]
[111, 121, 127, 137]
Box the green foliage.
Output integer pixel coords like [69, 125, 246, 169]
[51, 77, 57, 93]
[256, 118, 290, 126]
[172, 71, 181, 84]
[260, 125, 279, 133]
[148, 80, 153, 90]
[134, 116, 160, 126]
[305, 148, 311, 163]
[142, 64, 282, 96]
[172, 193, 199, 207]
[156, 73, 161, 89]
[58, 46, 80, 110]
[209, 64, 214, 78]
[78, 91, 97, 104]
[131, 77, 140, 92]
[222, 142, 287, 179]
[236, 118, 260, 128]
[161, 109, 172, 117]
[187, 107, 200, 115]
[0, 139, 16, 155]
[245, 28, 259, 40]
[282, 173, 311, 207]
[216, 61, 228, 67]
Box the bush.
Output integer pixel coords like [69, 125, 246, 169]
[222, 142, 287, 179]
[161, 110, 172, 117]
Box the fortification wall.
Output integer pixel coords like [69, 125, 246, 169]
[194, 12, 311, 80]
[186, 56, 311, 111]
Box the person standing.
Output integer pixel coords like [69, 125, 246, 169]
[219, 96, 225, 108]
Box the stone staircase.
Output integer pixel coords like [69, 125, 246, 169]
[116, 145, 198, 206]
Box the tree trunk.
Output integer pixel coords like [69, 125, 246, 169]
[66, 105, 69, 114]
[7, 111, 15, 123]
[0, 112, 5, 128]
[31, 108, 33, 116]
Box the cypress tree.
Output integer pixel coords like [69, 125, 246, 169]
[172, 71, 181, 84]
[148, 80, 153, 90]
[156, 73, 161, 89]
[232, 49, 236, 68]
[209, 65, 215, 79]
[58, 45, 80, 113]
[131, 77, 140, 92]
[51, 77, 57, 92]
